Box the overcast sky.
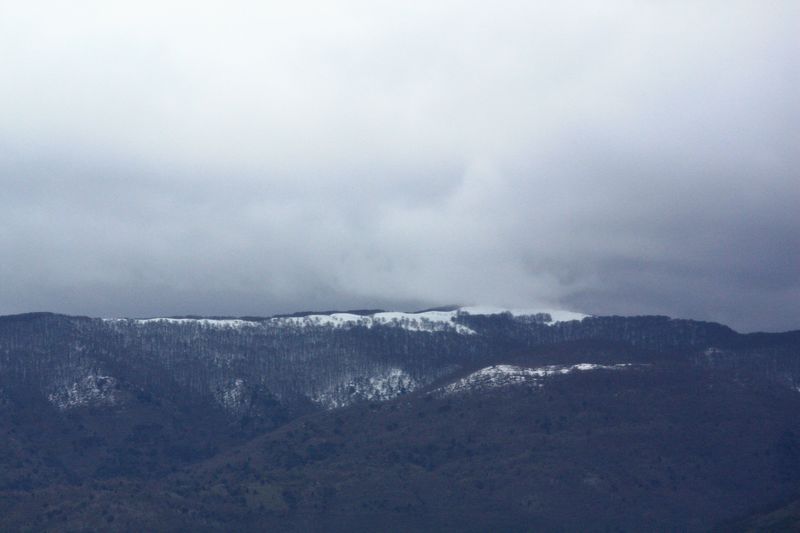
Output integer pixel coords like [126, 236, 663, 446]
[0, 1, 798, 331]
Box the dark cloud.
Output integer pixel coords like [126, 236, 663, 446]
[0, 2, 798, 331]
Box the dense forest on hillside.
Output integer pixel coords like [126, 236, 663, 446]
[1, 310, 799, 530]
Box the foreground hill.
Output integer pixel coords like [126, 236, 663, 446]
[0, 308, 799, 530]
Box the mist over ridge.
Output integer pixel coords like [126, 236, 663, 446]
[0, 2, 797, 332]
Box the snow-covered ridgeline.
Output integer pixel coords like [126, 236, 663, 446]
[440, 363, 633, 396]
[102, 306, 589, 335]
[102, 317, 260, 330]
[104, 312, 476, 334]
[272, 311, 477, 334]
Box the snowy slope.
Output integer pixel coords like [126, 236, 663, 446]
[311, 368, 419, 409]
[439, 363, 633, 396]
[47, 374, 120, 410]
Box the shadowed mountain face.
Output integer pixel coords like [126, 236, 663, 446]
[0, 309, 799, 531]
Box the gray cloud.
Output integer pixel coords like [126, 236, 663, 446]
[0, 1, 798, 331]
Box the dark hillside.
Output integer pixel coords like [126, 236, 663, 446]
[0, 311, 798, 530]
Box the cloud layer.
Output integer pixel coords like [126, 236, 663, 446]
[1, 1, 798, 331]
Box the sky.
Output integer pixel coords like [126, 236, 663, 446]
[0, 1, 798, 332]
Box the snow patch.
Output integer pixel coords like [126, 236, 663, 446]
[312, 368, 418, 409]
[439, 363, 632, 396]
[215, 378, 249, 414]
[47, 374, 120, 410]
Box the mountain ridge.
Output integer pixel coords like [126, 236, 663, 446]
[0, 307, 799, 530]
